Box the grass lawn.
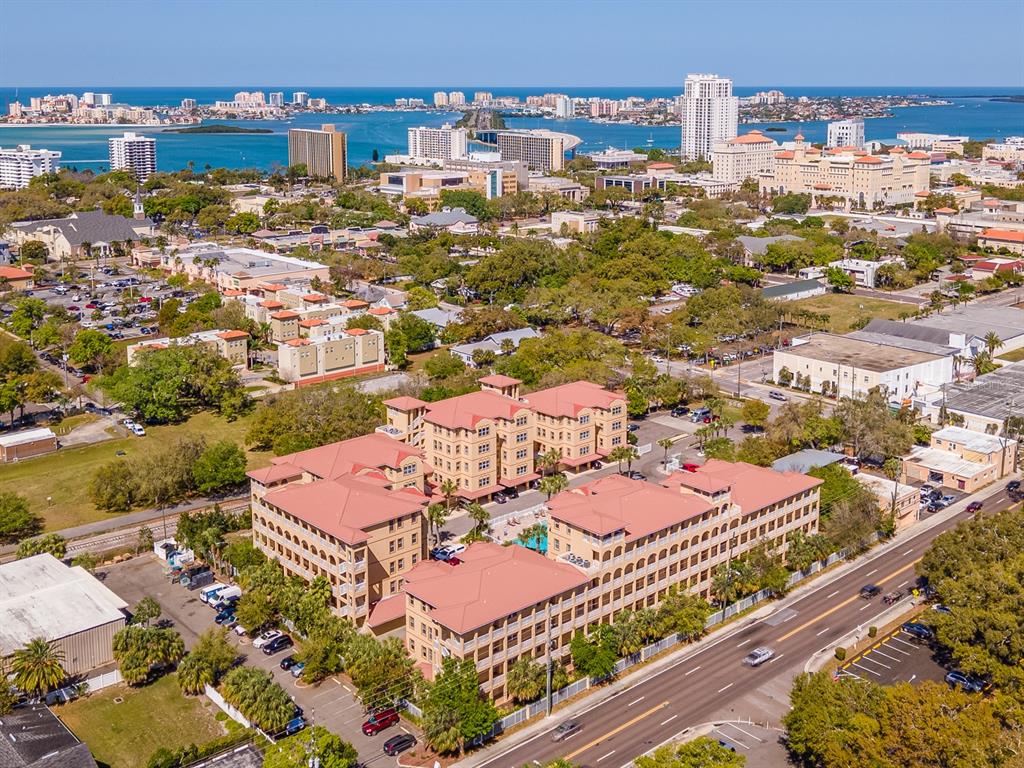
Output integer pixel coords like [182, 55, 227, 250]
[0, 410, 270, 532]
[789, 294, 911, 334]
[998, 347, 1024, 363]
[57, 675, 226, 768]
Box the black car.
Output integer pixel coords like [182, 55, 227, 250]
[383, 734, 416, 756]
[627, 424, 640, 432]
[262, 635, 294, 655]
[902, 622, 934, 642]
[1007, 480, 1021, 492]
[505, 486, 519, 499]
[671, 406, 690, 417]
[626, 470, 646, 481]
[859, 584, 881, 599]
[279, 655, 298, 671]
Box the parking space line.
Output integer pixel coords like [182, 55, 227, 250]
[881, 641, 910, 655]
[872, 648, 901, 662]
[714, 730, 748, 750]
[724, 723, 765, 743]
[858, 655, 891, 669]
[890, 636, 918, 649]
[852, 662, 881, 676]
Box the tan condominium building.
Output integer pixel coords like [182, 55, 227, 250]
[403, 461, 821, 700]
[760, 137, 931, 210]
[381, 376, 627, 501]
[288, 124, 347, 182]
[711, 130, 778, 184]
[125, 329, 248, 367]
[494, 130, 578, 172]
[276, 327, 385, 386]
[248, 433, 430, 623]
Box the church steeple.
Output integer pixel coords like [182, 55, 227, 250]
[133, 188, 145, 220]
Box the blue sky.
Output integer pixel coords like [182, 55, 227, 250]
[3, 0, 1023, 88]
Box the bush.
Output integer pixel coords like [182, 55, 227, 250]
[868, 626, 878, 638]
[834, 647, 846, 661]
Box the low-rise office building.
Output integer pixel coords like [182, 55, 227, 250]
[409, 207, 479, 234]
[8, 210, 155, 261]
[550, 210, 602, 235]
[126, 329, 249, 367]
[978, 228, 1024, 255]
[162, 245, 330, 291]
[276, 327, 385, 386]
[929, 361, 1024, 433]
[0, 427, 58, 463]
[902, 426, 1018, 492]
[450, 327, 540, 366]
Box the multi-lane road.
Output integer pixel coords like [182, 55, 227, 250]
[472, 482, 1019, 768]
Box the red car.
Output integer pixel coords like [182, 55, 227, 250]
[85, 302, 98, 309]
[966, 501, 982, 514]
[703, 414, 720, 424]
[138, 296, 153, 303]
[681, 463, 701, 473]
[362, 707, 400, 736]
[445, 557, 462, 567]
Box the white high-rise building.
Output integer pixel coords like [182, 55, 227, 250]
[433, 91, 449, 107]
[0, 145, 61, 189]
[407, 124, 469, 161]
[680, 73, 738, 160]
[827, 118, 866, 149]
[554, 95, 573, 119]
[94, 93, 113, 106]
[269, 92, 285, 107]
[181, 98, 197, 110]
[108, 132, 156, 182]
[292, 91, 309, 106]
[448, 91, 466, 106]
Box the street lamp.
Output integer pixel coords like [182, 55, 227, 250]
[723, 533, 739, 617]
[545, 638, 558, 717]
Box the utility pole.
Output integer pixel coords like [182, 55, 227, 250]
[545, 638, 557, 717]
[1000, 399, 1016, 479]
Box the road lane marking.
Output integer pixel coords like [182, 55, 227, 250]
[859, 603, 873, 611]
[902, 549, 914, 555]
[597, 750, 616, 762]
[815, 627, 830, 636]
[717, 682, 734, 693]
[865, 569, 878, 577]
[736, 638, 753, 647]
[660, 715, 678, 726]
[775, 559, 921, 643]
[685, 666, 702, 676]
[627, 696, 645, 707]
[897, 580, 909, 588]
[826, 590, 840, 598]
[563, 701, 670, 761]
[767, 653, 784, 664]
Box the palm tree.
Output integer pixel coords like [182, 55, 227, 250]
[425, 706, 463, 755]
[176, 653, 214, 695]
[882, 457, 903, 533]
[439, 478, 458, 512]
[537, 448, 561, 478]
[970, 351, 997, 377]
[984, 332, 1002, 356]
[539, 472, 568, 500]
[658, 437, 675, 468]
[608, 445, 634, 475]
[952, 354, 965, 380]
[427, 502, 449, 547]
[506, 658, 544, 704]
[466, 502, 489, 536]
[11, 638, 66, 696]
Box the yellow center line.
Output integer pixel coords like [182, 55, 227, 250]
[775, 558, 921, 643]
[563, 700, 670, 761]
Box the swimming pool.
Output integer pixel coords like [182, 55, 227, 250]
[514, 524, 548, 555]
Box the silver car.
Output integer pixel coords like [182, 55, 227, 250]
[551, 720, 582, 742]
[743, 647, 775, 667]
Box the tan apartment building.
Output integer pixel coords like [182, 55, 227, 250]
[902, 426, 1018, 493]
[288, 124, 347, 182]
[276, 327, 385, 386]
[249, 433, 430, 622]
[760, 138, 931, 210]
[382, 376, 627, 500]
[126, 329, 248, 367]
[495, 130, 573, 172]
[403, 461, 821, 699]
[711, 130, 778, 184]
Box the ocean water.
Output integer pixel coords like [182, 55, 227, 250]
[0, 86, 1020, 172]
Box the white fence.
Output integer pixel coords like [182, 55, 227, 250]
[488, 504, 546, 530]
[83, 668, 123, 692]
[204, 684, 251, 728]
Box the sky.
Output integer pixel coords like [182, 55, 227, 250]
[2, 0, 1023, 88]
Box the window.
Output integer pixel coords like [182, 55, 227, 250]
[580, 430, 590, 440]
[516, 432, 528, 443]
[517, 465, 527, 475]
[580, 445, 590, 456]
[515, 415, 528, 426]
[478, 443, 490, 454]
[478, 477, 490, 488]
[403, 464, 417, 475]
[611, 435, 622, 446]
[479, 459, 491, 471]
[516, 448, 528, 460]
[411, 532, 417, 544]
[612, 421, 622, 430]
[389, 561, 396, 574]
[398, 558, 405, 570]
[612, 406, 623, 415]
[579, 415, 590, 425]
[389, 540, 396, 554]
[478, 426, 490, 437]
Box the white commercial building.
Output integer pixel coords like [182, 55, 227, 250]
[433, 91, 449, 107]
[897, 132, 969, 150]
[407, 124, 468, 161]
[448, 91, 466, 106]
[827, 118, 865, 149]
[680, 73, 738, 160]
[0, 145, 61, 189]
[292, 91, 309, 106]
[554, 95, 573, 119]
[269, 92, 284, 107]
[108, 132, 156, 182]
[711, 130, 778, 184]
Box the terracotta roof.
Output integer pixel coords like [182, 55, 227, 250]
[974, 259, 1023, 271]
[298, 318, 326, 328]
[384, 396, 428, 411]
[366, 595, 406, 628]
[980, 229, 1024, 242]
[730, 132, 774, 145]
[271, 310, 299, 320]
[302, 293, 327, 302]
[216, 330, 249, 340]
[663, 459, 822, 515]
[914, 191, 931, 197]
[403, 542, 588, 635]
[523, 381, 625, 419]
[260, 283, 287, 292]
[259, 432, 424, 486]
[368, 307, 395, 315]
[812, 184, 832, 190]
[259, 300, 284, 309]
[854, 156, 884, 165]
[907, 151, 931, 159]
[345, 327, 369, 336]
[479, 374, 521, 388]
[0, 266, 32, 280]
[647, 162, 675, 169]
[341, 299, 370, 309]
[794, 133, 805, 141]
[982, 199, 1001, 207]
[247, 463, 304, 484]
[952, 185, 973, 192]
[284, 338, 309, 347]
[222, 289, 245, 297]
[262, 473, 427, 546]
[548, 474, 712, 541]
[423, 389, 531, 430]
[934, 207, 957, 214]
[890, 147, 906, 154]
[775, 151, 795, 159]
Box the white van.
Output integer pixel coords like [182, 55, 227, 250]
[199, 583, 228, 604]
[209, 585, 241, 608]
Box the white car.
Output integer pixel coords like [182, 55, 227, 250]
[743, 646, 775, 667]
[252, 630, 283, 649]
[122, 418, 135, 428]
[131, 424, 146, 437]
[443, 543, 466, 559]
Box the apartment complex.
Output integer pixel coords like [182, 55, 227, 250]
[126, 328, 249, 367]
[382, 377, 627, 501]
[0, 144, 61, 189]
[287, 124, 347, 182]
[276, 327, 385, 386]
[404, 461, 821, 698]
[492, 130, 576, 171]
[711, 130, 778, 184]
[760, 138, 931, 210]
[108, 132, 156, 182]
[407, 125, 468, 161]
[163, 244, 330, 290]
[982, 136, 1024, 163]
[826, 118, 866, 149]
[680, 73, 738, 160]
[249, 433, 431, 622]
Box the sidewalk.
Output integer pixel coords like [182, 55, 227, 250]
[453, 472, 1018, 768]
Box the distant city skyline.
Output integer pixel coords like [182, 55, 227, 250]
[2, 0, 1022, 89]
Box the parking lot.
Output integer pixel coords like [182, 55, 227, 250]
[836, 623, 948, 686]
[706, 722, 790, 768]
[100, 555, 420, 764]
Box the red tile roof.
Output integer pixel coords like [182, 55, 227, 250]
[0, 266, 32, 280]
[368, 307, 395, 315]
[479, 374, 521, 388]
[302, 293, 327, 302]
[730, 131, 774, 145]
[423, 389, 531, 430]
[284, 338, 309, 347]
[345, 327, 369, 336]
[663, 459, 822, 514]
[548, 474, 712, 540]
[260, 283, 287, 292]
[216, 330, 249, 340]
[341, 299, 370, 309]
[403, 542, 588, 635]
[934, 207, 957, 214]
[854, 156, 884, 165]
[265, 432, 424, 481]
[366, 595, 406, 628]
[384, 395, 429, 411]
[222, 289, 245, 297]
[775, 151, 795, 159]
[523, 381, 625, 419]
[247, 463, 304, 485]
[271, 310, 299, 320]
[647, 162, 675, 169]
[907, 151, 931, 159]
[980, 228, 1024, 242]
[298, 318, 326, 328]
[259, 300, 284, 309]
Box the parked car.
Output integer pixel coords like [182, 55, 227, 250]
[290, 661, 306, 678]
[131, 424, 146, 437]
[1007, 480, 1021, 492]
[362, 707, 400, 736]
[859, 584, 881, 599]
[626, 471, 646, 481]
[493, 492, 508, 504]
[627, 424, 640, 433]
[283, 716, 307, 736]
[551, 720, 582, 742]
[945, 670, 985, 693]
[505, 486, 519, 499]
[768, 391, 788, 401]
[742, 647, 775, 667]
[902, 622, 934, 642]
[966, 501, 983, 514]
[445, 557, 462, 566]
[941, 494, 955, 505]
[671, 406, 690, 417]
[214, 609, 236, 625]
[279, 655, 298, 671]
[262, 635, 293, 655]
[442, 543, 466, 558]
[681, 463, 701, 473]
[252, 630, 283, 649]
[383, 734, 416, 756]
